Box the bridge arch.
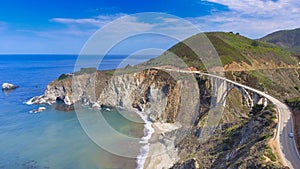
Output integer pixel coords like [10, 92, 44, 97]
[225, 84, 254, 109]
[207, 76, 254, 110]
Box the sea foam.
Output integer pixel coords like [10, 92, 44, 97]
[24, 97, 34, 105]
[135, 110, 155, 169]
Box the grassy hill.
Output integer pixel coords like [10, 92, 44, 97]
[260, 28, 300, 54]
[206, 32, 298, 65]
[138, 32, 299, 71]
[127, 32, 300, 101]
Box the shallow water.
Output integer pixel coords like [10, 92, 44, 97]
[0, 55, 151, 169]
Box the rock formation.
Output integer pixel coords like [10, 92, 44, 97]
[31, 68, 285, 168]
[32, 69, 200, 123]
[1, 82, 18, 90]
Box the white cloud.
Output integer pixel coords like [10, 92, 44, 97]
[51, 18, 102, 25]
[195, 0, 300, 38]
[205, 0, 299, 15]
[71, 13, 202, 55]
[13, 13, 200, 54]
[47, 14, 157, 39]
[48, 13, 202, 42]
[50, 13, 127, 27]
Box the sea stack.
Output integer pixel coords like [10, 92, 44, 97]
[1, 83, 19, 91]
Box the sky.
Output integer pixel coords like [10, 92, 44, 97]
[0, 0, 299, 54]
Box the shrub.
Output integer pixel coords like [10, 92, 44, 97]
[264, 134, 271, 140]
[58, 74, 69, 80]
[251, 40, 259, 47]
[251, 104, 264, 115]
[74, 67, 97, 75]
[265, 148, 277, 162]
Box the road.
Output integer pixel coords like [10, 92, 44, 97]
[156, 68, 300, 169]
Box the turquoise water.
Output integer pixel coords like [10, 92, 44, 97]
[0, 55, 150, 169]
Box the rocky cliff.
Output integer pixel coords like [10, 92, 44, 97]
[32, 67, 287, 168]
[32, 69, 200, 123]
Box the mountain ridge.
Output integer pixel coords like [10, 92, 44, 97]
[260, 27, 300, 54]
[31, 29, 300, 169]
[136, 31, 299, 72]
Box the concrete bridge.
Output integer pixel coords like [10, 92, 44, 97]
[155, 68, 300, 169]
[206, 74, 268, 110]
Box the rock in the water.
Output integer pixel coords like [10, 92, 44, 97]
[2, 83, 19, 90]
[30, 107, 46, 114]
[92, 102, 101, 109]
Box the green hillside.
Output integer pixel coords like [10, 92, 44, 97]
[207, 32, 298, 65]
[139, 32, 298, 71]
[260, 28, 300, 54]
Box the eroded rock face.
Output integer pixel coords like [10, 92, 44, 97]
[30, 68, 283, 168]
[170, 159, 199, 169]
[32, 69, 199, 123]
[31, 77, 73, 105]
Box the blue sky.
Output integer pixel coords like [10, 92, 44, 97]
[0, 0, 299, 54]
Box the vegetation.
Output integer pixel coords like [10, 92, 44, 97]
[261, 27, 300, 54]
[247, 71, 273, 88]
[206, 32, 297, 66]
[286, 96, 300, 159]
[251, 40, 259, 47]
[205, 33, 252, 66]
[226, 125, 239, 137]
[265, 146, 277, 162]
[140, 32, 298, 71]
[57, 73, 70, 80]
[102, 69, 115, 76]
[250, 104, 264, 115]
[285, 96, 300, 103]
[285, 96, 300, 110]
[138, 41, 206, 70]
[74, 67, 97, 75]
[264, 134, 271, 140]
[265, 104, 276, 113]
[50, 29, 300, 169]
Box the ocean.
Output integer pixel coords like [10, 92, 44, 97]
[0, 55, 154, 169]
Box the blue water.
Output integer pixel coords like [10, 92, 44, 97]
[0, 55, 151, 169]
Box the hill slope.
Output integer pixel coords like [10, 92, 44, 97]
[260, 28, 300, 54]
[139, 32, 299, 71]
[36, 31, 300, 169]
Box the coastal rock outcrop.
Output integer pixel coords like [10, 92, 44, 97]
[29, 107, 46, 113]
[31, 69, 199, 123]
[2, 83, 18, 90]
[31, 68, 284, 169]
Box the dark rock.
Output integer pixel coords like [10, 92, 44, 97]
[2, 83, 19, 91]
[170, 159, 198, 169]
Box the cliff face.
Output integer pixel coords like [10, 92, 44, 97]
[32, 68, 286, 168]
[31, 72, 101, 106]
[32, 69, 196, 123]
[97, 69, 186, 123]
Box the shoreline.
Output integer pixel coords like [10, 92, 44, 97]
[143, 122, 181, 169]
[135, 110, 155, 169]
[25, 100, 180, 169]
[131, 106, 181, 169]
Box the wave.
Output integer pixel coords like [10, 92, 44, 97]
[135, 110, 155, 169]
[24, 97, 34, 105]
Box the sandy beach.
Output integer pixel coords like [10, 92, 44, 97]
[144, 122, 181, 169]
